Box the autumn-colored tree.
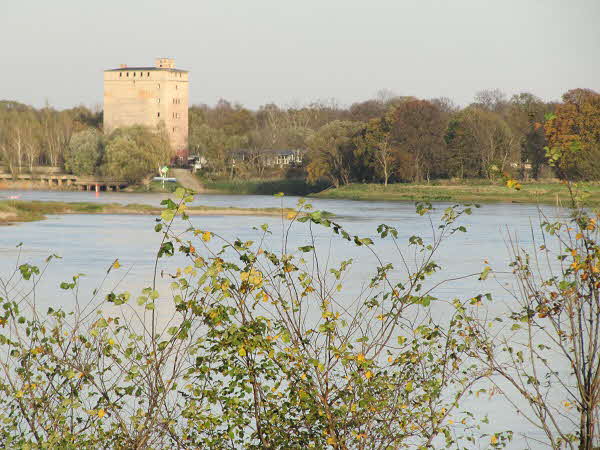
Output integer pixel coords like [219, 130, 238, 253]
[389, 100, 447, 182]
[347, 99, 388, 122]
[306, 120, 363, 187]
[544, 88, 600, 180]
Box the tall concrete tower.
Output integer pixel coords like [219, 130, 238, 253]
[103, 58, 189, 155]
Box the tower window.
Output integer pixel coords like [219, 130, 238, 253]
[119, 72, 122, 77]
[157, 112, 160, 117]
[133, 72, 136, 77]
[147, 72, 150, 77]
[126, 72, 129, 77]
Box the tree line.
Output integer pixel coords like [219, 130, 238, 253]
[0, 102, 171, 183]
[2, 87, 599, 185]
[189, 88, 600, 186]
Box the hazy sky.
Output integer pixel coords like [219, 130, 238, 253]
[2, 0, 599, 110]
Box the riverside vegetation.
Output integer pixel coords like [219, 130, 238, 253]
[312, 181, 600, 207]
[0, 176, 598, 448]
[0, 200, 300, 225]
[2, 88, 599, 201]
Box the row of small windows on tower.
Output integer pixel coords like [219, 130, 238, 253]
[119, 71, 151, 78]
[156, 112, 182, 119]
[172, 98, 182, 104]
[118, 72, 184, 79]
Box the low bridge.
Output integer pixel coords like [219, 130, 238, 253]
[0, 173, 128, 191]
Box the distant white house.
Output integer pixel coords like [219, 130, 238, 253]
[229, 149, 305, 168]
[261, 149, 304, 167]
[188, 155, 208, 172]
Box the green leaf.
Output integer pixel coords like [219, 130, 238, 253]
[161, 210, 175, 222]
[479, 266, 491, 281]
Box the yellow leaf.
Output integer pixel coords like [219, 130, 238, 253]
[357, 353, 365, 362]
[286, 212, 296, 220]
[202, 231, 212, 242]
[576, 233, 584, 240]
[365, 370, 373, 379]
[491, 435, 498, 444]
[108, 338, 115, 346]
[112, 259, 120, 269]
[15, 390, 23, 398]
[238, 346, 246, 357]
[98, 409, 106, 418]
[326, 436, 336, 445]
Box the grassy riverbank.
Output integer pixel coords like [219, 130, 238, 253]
[126, 180, 184, 193]
[0, 200, 299, 224]
[312, 181, 600, 207]
[200, 177, 330, 196]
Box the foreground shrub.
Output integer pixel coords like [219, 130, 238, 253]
[2, 186, 597, 448]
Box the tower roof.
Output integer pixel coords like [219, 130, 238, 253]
[105, 58, 187, 72]
[104, 67, 188, 73]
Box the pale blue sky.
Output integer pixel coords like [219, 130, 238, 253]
[1, 0, 599, 110]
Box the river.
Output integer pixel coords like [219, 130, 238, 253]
[0, 189, 573, 447]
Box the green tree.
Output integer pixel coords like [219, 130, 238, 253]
[355, 117, 397, 186]
[64, 128, 103, 176]
[447, 107, 517, 179]
[188, 123, 247, 176]
[103, 126, 171, 182]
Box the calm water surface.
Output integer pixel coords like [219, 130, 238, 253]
[0, 190, 571, 447]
